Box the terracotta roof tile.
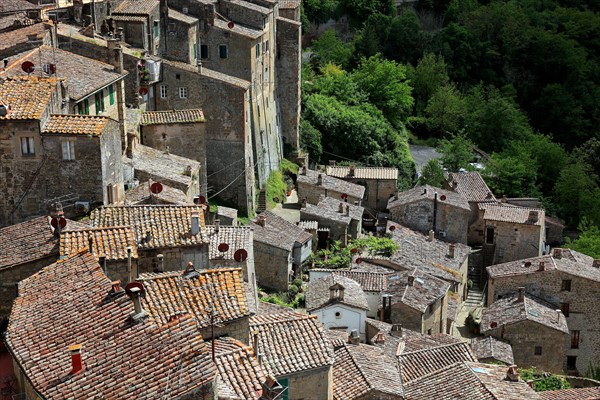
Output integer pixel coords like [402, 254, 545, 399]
[89, 205, 208, 250]
[109, 14, 147, 22]
[481, 292, 569, 334]
[206, 225, 252, 261]
[5, 251, 217, 399]
[113, 0, 159, 15]
[539, 387, 600, 400]
[306, 274, 369, 312]
[42, 114, 109, 136]
[448, 171, 496, 202]
[326, 165, 398, 180]
[399, 341, 477, 382]
[480, 202, 545, 226]
[0, 216, 88, 270]
[141, 109, 205, 125]
[385, 269, 450, 313]
[470, 336, 514, 365]
[332, 342, 404, 400]
[251, 211, 311, 251]
[388, 184, 470, 212]
[138, 267, 250, 327]
[60, 226, 138, 261]
[250, 312, 334, 376]
[298, 169, 365, 200]
[214, 337, 268, 400]
[0, 76, 56, 120]
[311, 269, 389, 292]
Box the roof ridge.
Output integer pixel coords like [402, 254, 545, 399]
[343, 343, 377, 394]
[250, 312, 313, 326]
[401, 340, 469, 356]
[403, 360, 463, 384]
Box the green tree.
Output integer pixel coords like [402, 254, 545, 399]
[418, 159, 446, 187]
[341, 0, 394, 26]
[384, 11, 425, 65]
[483, 150, 539, 198]
[553, 162, 600, 227]
[409, 53, 450, 116]
[566, 219, 600, 259]
[303, 0, 339, 25]
[425, 84, 467, 135]
[300, 120, 323, 163]
[437, 134, 473, 172]
[310, 29, 354, 69]
[571, 138, 600, 179]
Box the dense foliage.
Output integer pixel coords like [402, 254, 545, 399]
[518, 367, 571, 391]
[310, 236, 399, 269]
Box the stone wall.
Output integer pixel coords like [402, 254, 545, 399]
[137, 245, 209, 276]
[199, 317, 250, 345]
[421, 295, 447, 335]
[486, 219, 544, 264]
[297, 181, 361, 207]
[285, 366, 333, 400]
[299, 209, 349, 245]
[253, 242, 291, 291]
[390, 302, 422, 333]
[484, 320, 565, 373]
[165, 16, 197, 64]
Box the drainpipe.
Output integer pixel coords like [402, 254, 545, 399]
[432, 192, 438, 235]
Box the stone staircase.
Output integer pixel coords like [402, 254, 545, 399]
[465, 252, 485, 308]
[256, 189, 267, 213]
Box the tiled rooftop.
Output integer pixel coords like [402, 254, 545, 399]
[4, 46, 127, 101]
[113, 0, 159, 15]
[401, 331, 466, 353]
[59, 226, 138, 261]
[311, 269, 389, 292]
[297, 220, 318, 230]
[539, 387, 600, 400]
[0, 77, 56, 120]
[326, 165, 399, 180]
[5, 251, 217, 399]
[306, 273, 369, 312]
[213, 337, 267, 400]
[138, 267, 250, 327]
[0, 216, 88, 270]
[226, 0, 270, 14]
[470, 336, 514, 365]
[168, 8, 198, 24]
[405, 361, 540, 399]
[481, 292, 569, 334]
[298, 169, 365, 200]
[42, 114, 109, 136]
[130, 144, 201, 187]
[278, 0, 301, 9]
[388, 184, 471, 212]
[89, 205, 208, 250]
[109, 14, 147, 22]
[332, 342, 404, 400]
[0, 23, 48, 52]
[214, 18, 263, 39]
[0, 0, 41, 13]
[250, 211, 311, 251]
[123, 181, 190, 205]
[141, 109, 205, 125]
[206, 225, 252, 261]
[250, 312, 334, 377]
[447, 171, 497, 203]
[385, 269, 450, 313]
[486, 250, 599, 282]
[399, 340, 476, 382]
[480, 202, 544, 226]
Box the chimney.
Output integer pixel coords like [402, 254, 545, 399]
[552, 248, 562, 259]
[556, 309, 561, 322]
[448, 244, 455, 259]
[157, 253, 164, 272]
[338, 203, 344, 213]
[301, 166, 307, 175]
[527, 380, 534, 389]
[252, 331, 259, 358]
[506, 365, 519, 382]
[428, 230, 435, 242]
[107, 39, 124, 73]
[517, 287, 525, 302]
[408, 275, 415, 286]
[374, 331, 385, 344]
[257, 215, 266, 227]
[88, 235, 94, 254]
[528, 210, 539, 223]
[348, 329, 360, 345]
[538, 261, 546, 272]
[69, 344, 85, 375]
[394, 191, 399, 200]
[111, 280, 122, 293]
[330, 285, 344, 302]
[390, 324, 402, 337]
[301, 198, 307, 208]
[501, 195, 507, 203]
[129, 286, 146, 319]
[191, 212, 201, 235]
[593, 260, 600, 269]
[317, 174, 323, 185]
[329, 160, 336, 166]
[345, 205, 350, 216]
[215, 219, 220, 233]
[349, 166, 355, 177]
[127, 246, 133, 282]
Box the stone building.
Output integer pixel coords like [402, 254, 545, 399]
[469, 336, 515, 366]
[387, 185, 470, 244]
[297, 167, 365, 207]
[250, 311, 334, 400]
[300, 196, 364, 244]
[139, 267, 253, 343]
[0, 23, 52, 59]
[0, 216, 87, 318]
[89, 204, 209, 274]
[110, 0, 161, 54]
[382, 269, 450, 335]
[59, 226, 138, 284]
[123, 181, 190, 205]
[326, 165, 398, 212]
[0, 0, 42, 33]
[5, 250, 219, 399]
[162, 8, 199, 64]
[486, 249, 600, 374]
[306, 274, 370, 341]
[250, 211, 312, 291]
[481, 290, 569, 373]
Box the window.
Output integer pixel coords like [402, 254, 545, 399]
[193, 44, 197, 60]
[560, 302, 570, 317]
[20, 137, 35, 156]
[84, 99, 89, 115]
[265, 39, 269, 53]
[255, 43, 260, 58]
[153, 20, 159, 38]
[61, 139, 75, 161]
[108, 84, 115, 105]
[486, 227, 495, 244]
[534, 346, 542, 355]
[95, 90, 105, 114]
[160, 85, 167, 99]
[561, 279, 572, 291]
[77, 102, 84, 115]
[219, 45, 228, 59]
[168, 22, 176, 32]
[334, 311, 341, 319]
[278, 377, 289, 400]
[571, 330, 580, 349]
[567, 356, 577, 370]
[178, 87, 188, 99]
[427, 329, 432, 335]
[200, 44, 208, 59]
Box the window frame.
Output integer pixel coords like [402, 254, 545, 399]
[20, 136, 35, 157]
[219, 44, 228, 59]
[571, 330, 580, 349]
[561, 279, 572, 292]
[200, 44, 209, 59]
[108, 84, 115, 106]
[534, 346, 542, 355]
[178, 87, 188, 99]
[560, 302, 570, 317]
[160, 84, 168, 99]
[61, 138, 75, 161]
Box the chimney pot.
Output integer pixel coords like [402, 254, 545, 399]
[329, 160, 336, 166]
[69, 344, 84, 375]
[394, 191, 399, 200]
[345, 205, 350, 216]
[552, 248, 562, 259]
[374, 332, 385, 344]
[518, 287, 525, 302]
[349, 166, 355, 177]
[191, 212, 201, 235]
[538, 261, 546, 272]
[408, 275, 415, 286]
[448, 244, 456, 258]
[390, 324, 402, 337]
[428, 230, 435, 242]
[317, 174, 323, 185]
[506, 365, 519, 382]
[215, 219, 220, 233]
[556, 309, 561, 322]
[348, 329, 360, 345]
[338, 203, 344, 213]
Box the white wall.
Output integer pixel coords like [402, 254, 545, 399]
[311, 304, 366, 342]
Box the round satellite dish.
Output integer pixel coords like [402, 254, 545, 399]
[389, 225, 396, 231]
[21, 61, 35, 74]
[227, 21, 235, 29]
[341, 193, 348, 200]
[355, 257, 363, 264]
[218, 243, 230, 253]
[199, 196, 206, 204]
[124, 282, 145, 297]
[234, 249, 248, 262]
[150, 182, 163, 194]
[440, 195, 447, 201]
[139, 87, 149, 96]
[350, 248, 358, 254]
[490, 321, 498, 328]
[51, 216, 67, 229]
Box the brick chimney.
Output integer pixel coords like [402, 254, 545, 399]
[348, 329, 360, 345]
[69, 344, 84, 375]
[517, 287, 524, 302]
[390, 324, 402, 338]
[374, 331, 386, 344]
[317, 174, 323, 185]
[408, 275, 415, 286]
[538, 261, 546, 272]
[338, 203, 344, 213]
[345, 205, 350, 216]
[191, 212, 201, 235]
[506, 365, 519, 382]
[428, 230, 435, 242]
[256, 215, 266, 227]
[111, 280, 122, 294]
[448, 244, 455, 259]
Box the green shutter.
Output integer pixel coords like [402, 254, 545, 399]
[84, 99, 89, 114]
[279, 378, 289, 400]
[77, 103, 84, 115]
[94, 93, 100, 114]
[154, 21, 159, 37]
[100, 89, 105, 112]
[109, 85, 115, 105]
[193, 44, 197, 60]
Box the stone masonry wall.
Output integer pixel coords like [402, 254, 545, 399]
[199, 317, 250, 345]
[286, 366, 333, 400]
[390, 303, 422, 333]
[487, 219, 544, 264]
[253, 242, 291, 291]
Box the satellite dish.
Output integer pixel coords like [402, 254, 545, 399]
[341, 193, 348, 200]
[440, 195, 447, 201]
[139, 87, 149, 96]
[355, 258, 363, 264]
[350, 248, 358, 254]
[150, 182, 163, 194]
[125, 282, 145, 297]
[51, 216, 67, 229]
[198, 196, 206, 204]
[21, 61, 35, 74]
[389, 225, 396, 231]
[218, 243, 229, 253]
[234, 249, 248, 262]
[227, 21, 235, 29]
[490, 321, 498, 328]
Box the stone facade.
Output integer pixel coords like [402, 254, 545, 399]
[253, 241, 291, 291]
[283, 366, 333, 400]
[483, 213, 545, 265]
[327, 166, 399, 212]
[389, 295, 447, 335]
